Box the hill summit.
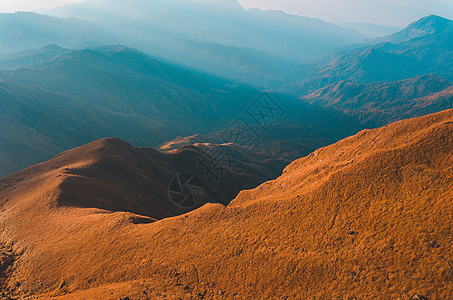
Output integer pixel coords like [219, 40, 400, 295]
[407, 15, 453, 35]
[379, 14, 453, 43]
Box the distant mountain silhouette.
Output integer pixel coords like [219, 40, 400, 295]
[375, 15, 453, 43]
[0, 0, 360, 87]
[292, 15, 453, 93]
[0, 12, 111, 54]
[48, 0, 363, 63]
[337, 22, 402, 38]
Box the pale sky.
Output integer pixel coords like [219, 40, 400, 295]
[0, 0, 452, 27]
[0, 0, 85, 12]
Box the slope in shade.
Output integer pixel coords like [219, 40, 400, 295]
[0, 109, 452, 298]
[0, 45, 263, 177]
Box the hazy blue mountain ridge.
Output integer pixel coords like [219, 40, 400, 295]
[291, 15, 453, 94]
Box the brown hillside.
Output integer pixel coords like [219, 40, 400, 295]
[0, 109, 453, 299]
[0, 138, 287, 221]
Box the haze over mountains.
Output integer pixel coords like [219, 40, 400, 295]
[294, 15, 453, 93]
[0, 0, 366, 87]
[47, 0, 363, 63]
[0, 12, 111, 54]
[0, 45, 259, 176]
[1, 5, 451, 91]
[0, 43, 370, 178]
[337, 22, 403, 37]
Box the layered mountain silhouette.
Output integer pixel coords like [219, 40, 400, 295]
[337, 22, 402, 37]
[0, 12, 111, 54]
[0, 109, 451, 299]
[48, 0, 363, 63]
[294, 15, 453, 93]
[0, 1, 365, 87]
[2, 11, 452, 90]
[1, 16, 452, 178]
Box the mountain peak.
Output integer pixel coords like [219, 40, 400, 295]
[407, 15, 453, 33]
[371, 15, 453, 44]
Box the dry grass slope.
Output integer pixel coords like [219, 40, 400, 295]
[0, 109, 452, 299]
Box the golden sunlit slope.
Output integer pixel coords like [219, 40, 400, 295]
[1, 109, 453, 299]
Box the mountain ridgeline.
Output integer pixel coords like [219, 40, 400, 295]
[293, 15, 453, 94]
[1, 15, 453, 177]
[0, 44, 373, 178]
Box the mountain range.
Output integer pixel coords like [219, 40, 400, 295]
[293, 15, 453, 93]
[0, 12, 111, 55]
[337, 22, 403, 37]
[1, 13, 453, 177]
[0, 43, 374, 178]
[0, 0, 366, 88]
[47, 0, 363, 63]
[1, 10, 451, 92]
[0, 138, 288, 220]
